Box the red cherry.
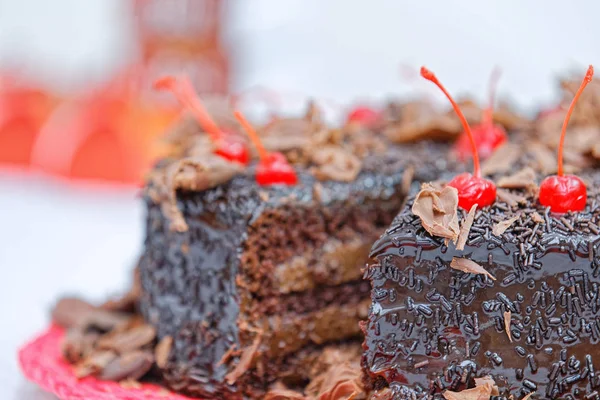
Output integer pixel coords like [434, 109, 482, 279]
[454, 124, 507, 161]
[346, 106, 381, 127]
[539, 65, 593, 213]
[234, 110, 298, 186]
[256, 152, 298, 185]
[214, 135, 250, 165]
[454, 68, 507, 160]
[421, 66, 496, 210]
[447, 172, 497, 209]
[154, 75, 249, 165]
[539, 175, 586, 213]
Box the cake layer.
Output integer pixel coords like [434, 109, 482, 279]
[363, 176, 600, 399]
[271, 238, 372, 295]
[140, 138, 461, 399]
[263, 297, 370, 358]
[254, 280, 371, 316]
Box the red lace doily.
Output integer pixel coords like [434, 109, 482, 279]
[18, 325, 194, 400]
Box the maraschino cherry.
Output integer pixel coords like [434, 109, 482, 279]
[421, 66, 496, 210]
[154, 76, 250, 165]
[454, 68, 507, 160]
[539, 65, 593, 213]
[233, 110, 298, 186]
[346, 106, 381, 127]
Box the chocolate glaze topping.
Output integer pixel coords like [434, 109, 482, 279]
[363, 171, 600, 399]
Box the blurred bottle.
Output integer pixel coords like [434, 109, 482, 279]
[0, 72, 58, 169]
[133, 0, 229, 99]
[30, 0, 229, 186]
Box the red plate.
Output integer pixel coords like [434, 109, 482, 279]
[18, 325, 194, 400]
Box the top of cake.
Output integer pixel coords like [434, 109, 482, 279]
[375, 167, 600, 267]
[142, 99, 480, 232]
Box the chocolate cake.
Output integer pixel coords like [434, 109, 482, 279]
[362, 66, 600, 400]
[136, 80, 464, 398]
[362, 172, 600, 399]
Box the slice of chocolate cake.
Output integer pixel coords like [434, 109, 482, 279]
[362, 174, 600, 399]
[362, 65, 600, 400]
[138, 78, 460, 399]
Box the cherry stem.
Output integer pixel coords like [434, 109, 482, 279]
[234, 110, 269, 161]
[154, 75, 223, 143]
[557, 65, 594, 176]
[485, 67, 501, 125]
[421, 66, 481, 177]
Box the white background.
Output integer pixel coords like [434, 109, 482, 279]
[1, 0, 598, 398]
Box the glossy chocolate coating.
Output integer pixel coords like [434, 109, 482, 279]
[363, 182, 600, 399]
[140, 142, 457, 399]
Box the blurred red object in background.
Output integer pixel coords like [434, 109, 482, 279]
[0, 73, 58, 168]
[31, 67, 178, 185]
[1, 0, 229, 187]
[133, 0, 229, 97]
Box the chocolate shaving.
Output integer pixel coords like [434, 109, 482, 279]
[444, 376, 498, 400]
[99, 350, 154, 381]
[52, 298, 97, 329]
[492, 215, 520, 236]
[532, 211, 545, 224]
[528, 141, 556, 175]
[504, 311, 513, 343]
[481, 143, 521, 176]
[97, 324, 156, 353]
[74, 350, 117, 378]
[225, 331, 263, 384]
[474, 376, 500, 396]
[161, 155, 243, 232]
[305, 362, 364, 400]
[264, 389, 307, 400]
[450, 257, 496, 281]
[456, 204, 477, 251]
[311, 145, 362, 182]
[370, 388, 394, 400]
[62, 329, 99, 364]
[217, 344, 238, 367]
[497, 167, 538, 192]
[78, 309, 132, 333]
[496, 189, 527, 207]
[443, 386, 493, 400]
[412, 184, 460, 241]
[155, 335, 173, 369]
[401, 166, 414, 196]
[384, 100, 461, 143]
[261, 134, 311, 153]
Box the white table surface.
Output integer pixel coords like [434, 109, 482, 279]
[1, 171, 144, 399]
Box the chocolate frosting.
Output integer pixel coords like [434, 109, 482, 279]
[150, 155, 244, 232]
